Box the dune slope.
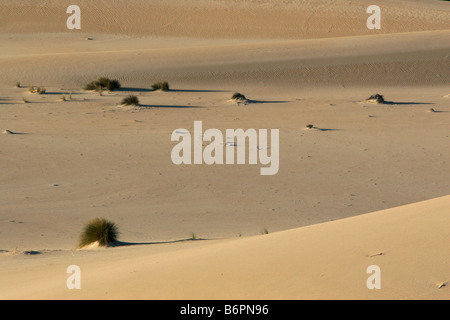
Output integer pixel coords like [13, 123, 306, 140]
[0, 196, 448, 299]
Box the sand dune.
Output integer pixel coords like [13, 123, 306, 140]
[1, 196, 448, 299]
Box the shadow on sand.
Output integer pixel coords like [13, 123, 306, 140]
[3, 130, 28, 135]
[119, 87, 154, 93]
[169, 89, 230, 93]
[109, 238, 211, 247]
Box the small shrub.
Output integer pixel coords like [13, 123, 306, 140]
[15, 81, 21, 88]
[232, 92, 247, 101]
[121, 95, 139, 106]
[22, 97, 28, 103]
[84, 77, 121, 92]
[152, 81, 170, 91]
[28, 86, 46, 94]
[190, 232, 197, 240]
[78, 217, 119, 248]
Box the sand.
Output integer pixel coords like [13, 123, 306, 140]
[0, 0, 449, 300]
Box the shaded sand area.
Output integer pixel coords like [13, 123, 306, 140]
[0, 0, 449, 299]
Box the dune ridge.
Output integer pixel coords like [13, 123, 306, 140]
[1, 0, 449, 38]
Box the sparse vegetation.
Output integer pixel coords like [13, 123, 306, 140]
[232, 92, 247, 101]
[22, 97, 28, 103]
[84, 77, 121, 92]
[366, 94, 385, 104]
[152, 81, 170, 91]
[15, 81, 21, 88]
[306, 124, 314, 129]
[121, 95, 139, 106]
[28, 86, 46, 94]
[190, 232, 197, 240]
[262, 228, 269, 235]
[78, 217, 119, 248]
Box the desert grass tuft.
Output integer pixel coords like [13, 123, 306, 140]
[78, 217, 119, 248]
[232, 92, 247, 101]
[36, 87, 46, 94]
[83, 81, 99, 91]
[152, 81, 170, 91]
[15, 81, 21, 88]
[121, 95, 139, 106]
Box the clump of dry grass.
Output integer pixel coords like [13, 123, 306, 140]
[152, 81, 170, 91]
[84, 77, 121, 92]
[28, 86, 46, 94]
[78, 217, 119, 248]
[366, 94, 385, 104]
[121, 95, 139, 106]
